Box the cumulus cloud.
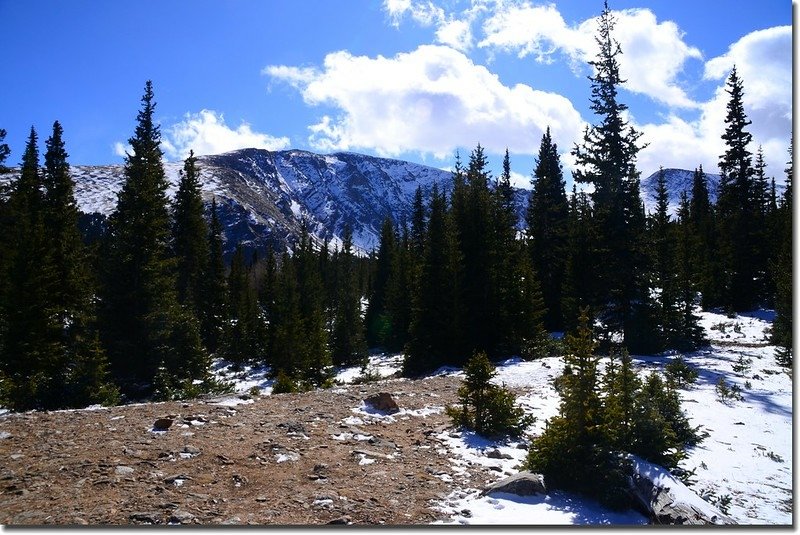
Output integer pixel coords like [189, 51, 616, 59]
[480, 4, 703, 109]
[113, 141, 131, 158]
[383, 0, 480, 52]
[160, 109, 290, 160]
[638, 25, 791, 180]
[265, 44, 584, 160]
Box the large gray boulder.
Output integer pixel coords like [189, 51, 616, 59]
[628, 456, 736, 525]
[481, 471, 546, 497]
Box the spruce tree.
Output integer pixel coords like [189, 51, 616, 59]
[716, 66, 758, 311]
[527, 127, 569, 331]
[571, 1, 645, 345]
[771, 139, 792, 366]
[172, 150, 210, 320]
[331, 225, 368, 367]
[220, 243, 264, 366]
[561, 186, 595, 332]
[201, 198, 227, 352]
[42, 122, 118, 407]
[673, 192, 706, 351]
[100, 81, 207, 397]
[0, 129, 10, 172]
[365, 217, 396, 347]
[0, 128, 62, 409]
[405, 183, 459, 375]
[385, 224, 414, 351]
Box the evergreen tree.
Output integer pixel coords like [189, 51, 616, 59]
[571, 2, 646, 345]
[527, 127, 569, 331]
[220, 243, 264, 366]
[365, 217, 396, 347]
[385, 223, 414, 351]
[0, 128, 62, 409]
[561, 186, 595, 332]
[100, 81, 207, 396]
[172, 150, 210, 320]
[42, 122, 118, 407]
[672, 193, 706, 351]
[294, 223, 332, 385]
[201, 198, 227, 352]
[716, 66, 758, 311]
[0, 129, 10, 172]
[688, 166, 724, 308]
[331, 225, 368, 367]
[525, 308, 629, 509]
[405, 183, 459, 375]
[771, 139, 792, 366]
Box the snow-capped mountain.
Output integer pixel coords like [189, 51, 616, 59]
[640, 168, 721, 216]
[3, 149, 746, 257]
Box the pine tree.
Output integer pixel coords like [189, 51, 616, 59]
[0, 128, 62, 409]
[688, 165, 724, 308]
[717, 66, 758, 311]
[385, 223, 414, 351]
[771, 139, 792, 366]
[571, 2, 646, 345]
[201, 198, 227, 352]
[331, 225, 368, 367]
[220, 243, 264, 366]
[672, 192, 705, 351]
[172, 150, 210, 321]
[405, 183, 459, 375]
[100, 81, 207, 396]
[0, 129, 10, 172]
[527, 127, 569, 331]
[561, 186, 595, 332]
[525, 308, 629, 509]
[365, 217, 396, 347]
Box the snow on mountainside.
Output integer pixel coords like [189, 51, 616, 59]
[640, 168, 721, 216]
[3, 150, 767, 255]
[0, 149, 456, 256]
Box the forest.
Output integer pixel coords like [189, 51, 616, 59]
[0, 3, 792, 511]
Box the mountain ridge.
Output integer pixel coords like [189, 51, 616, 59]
[1, 148, 737, 256]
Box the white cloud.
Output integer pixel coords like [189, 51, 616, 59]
[638, 26, 791, 180]
[160, 109, 290, 160]
[113, 141, 131, 158]
[436, 18, 473, 51]
[510, 170, 532, 190]
[479, 4, 702, 108]
[265, 44, 584, 160]
[383, 0, 479, 52]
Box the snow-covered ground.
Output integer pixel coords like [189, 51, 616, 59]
[2, 309, 788, 525]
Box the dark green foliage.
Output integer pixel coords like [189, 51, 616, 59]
[664, 356, 699, 388]
[365, 217, 396, 347]
[571, 2, 646, 344]
[272, 369, 300, 394]
[772, 139, 792, 367]
[405, 183, 460, 375]
[446, 352, 533, 438]
[0, 128, 62, 409]
[201, 199, 227, 352]
[716, 66, 759, 312]
[219, 244, 265, 365]
[561, 186, 595, 332]
[527, 127, 569, 331]
[526, 308, 630, 509]
[0, 128, 10, 172]
[527, 307, 700, 508]
[331, 225, 367, 367]
[100, 81, 207, 396]
[172, 150, 210, 319]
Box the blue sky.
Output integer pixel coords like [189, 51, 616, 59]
[0, 1, 792, 188]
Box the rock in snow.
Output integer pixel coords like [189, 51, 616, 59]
[481, 472, 547, 497]
[364, 392, 400, 414]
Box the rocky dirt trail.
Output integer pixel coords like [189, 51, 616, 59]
[0, 375, 517, 525]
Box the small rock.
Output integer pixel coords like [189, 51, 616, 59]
[221, 516, 242, 525]
[0, 431, 11, 439]
[169, 510, 196, 524]
[115, 465, 135, 476]
[153, 418, 173, 431]
[364, 392, 400, 414]
[486, 449, 513, 460]
[255, 496, 268, 502]
[130, 511, 161, 524]
[182, 445, 201, 455]
[327, 516, 351, 525]
[460, 509, 472, 518]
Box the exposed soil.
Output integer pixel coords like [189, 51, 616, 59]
[0, 375, 519, 526]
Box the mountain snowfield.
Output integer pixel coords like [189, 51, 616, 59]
[211, 309, 792, 525]
[1, 148, 727, 255]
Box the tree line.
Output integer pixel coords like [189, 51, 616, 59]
[0, 2, 791, 412]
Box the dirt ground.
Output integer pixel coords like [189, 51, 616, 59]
[0, 374, 520, 525]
